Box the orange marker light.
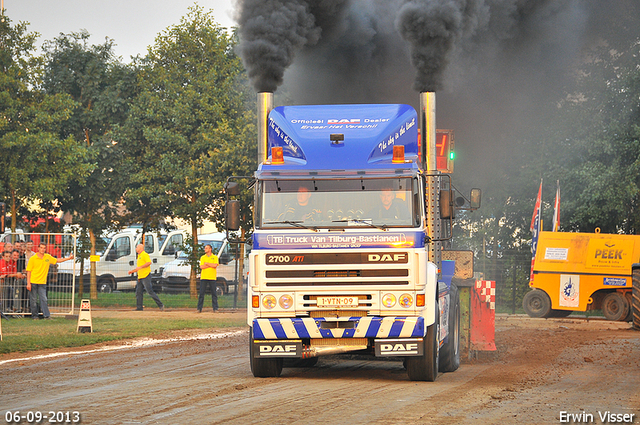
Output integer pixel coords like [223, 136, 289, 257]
[271, 147, 284, 164]
[392, 145, 405, 163]
[252, 295, 260, 308]
[416, 294, 425, 307]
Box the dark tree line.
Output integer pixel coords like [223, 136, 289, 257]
[0, 6, 256, 297]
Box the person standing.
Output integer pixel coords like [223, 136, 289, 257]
[128, 243, 164, 311]
[25, 241, 36, 264]
[26, 243, 73, 319]
[197, 244, 219, 313]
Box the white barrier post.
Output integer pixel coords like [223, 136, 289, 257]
[77, 299, 93, 333]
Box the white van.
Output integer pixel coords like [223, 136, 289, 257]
[159, 232, 247, 296]
[58, 228, 186, 293]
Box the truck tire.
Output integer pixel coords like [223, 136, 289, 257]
[522, 289, 552, 318]
[215, 278, 226, 297]
[633, 275, 640, 329]
[624, 292, 633, 322]
[602, 292, 629, 321]
[249, 327, 283, 378]
[97, 278, 114, 294]
[406, 305, 439, 381]
[439, 284, 460, 373]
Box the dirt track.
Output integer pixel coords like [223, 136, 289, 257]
[1, 313, 639, 424]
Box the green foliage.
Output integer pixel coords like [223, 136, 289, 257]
[41, 31, 136, 239]
[0, 15, 88, 229]
[555, 39, 640, 234]
[117, 6, 256, 293]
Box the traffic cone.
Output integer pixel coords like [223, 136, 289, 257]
[77, 299, 93, 333]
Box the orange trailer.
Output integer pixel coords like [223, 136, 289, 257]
[523, 230, 638, 321]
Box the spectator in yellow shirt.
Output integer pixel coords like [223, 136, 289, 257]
[197, 244, 219, 313]
[128, 243, 164, 311]
[26, 242, 74, 320]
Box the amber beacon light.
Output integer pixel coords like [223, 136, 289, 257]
[392, 145, 405, 163]
[271, 147, 284, 164]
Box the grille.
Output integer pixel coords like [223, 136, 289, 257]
[314, 270, 359, 277]
[266, 269, 407, 278]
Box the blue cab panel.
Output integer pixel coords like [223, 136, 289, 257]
[262, 104, 419, 171]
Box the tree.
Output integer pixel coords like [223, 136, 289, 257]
[41, 31, 137, 298]
[119, 6, 256, 297]
[0, 15, 87, 233]
[554, 38, 640, 234]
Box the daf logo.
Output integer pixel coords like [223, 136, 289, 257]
[328, 118, 361, 125]
[380, 343, 419, 353]
[368, 253, 407, 262]
[259, 345, 297, 353]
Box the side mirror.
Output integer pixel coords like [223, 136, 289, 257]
[439, 189, 454, 219]
[225, 182, 240, 196]
[470, 188, 481, 210]
[226, 200, 241, 231]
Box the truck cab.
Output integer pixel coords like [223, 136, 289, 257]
[227, 95, 479, 381]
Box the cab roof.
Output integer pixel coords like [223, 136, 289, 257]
[259, 104, 419, 173]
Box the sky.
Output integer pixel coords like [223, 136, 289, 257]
[4, 0, 238, 61]
[5, 0, 640, 194]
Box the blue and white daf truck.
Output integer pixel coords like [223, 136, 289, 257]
[225, 92, 480, 381]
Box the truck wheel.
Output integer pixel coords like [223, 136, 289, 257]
[249, 327, 283, 378]
[633, 275, 640, 329]
[522, 289, 552, 318]
[602, 292, 629, 321]
[406, 305, 439, 381]
[439, 284, 460, 373]
[624, 292, 633, 322]
[97, 278, 114, 294]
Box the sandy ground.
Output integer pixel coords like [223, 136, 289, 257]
[1, 313, 638, 424]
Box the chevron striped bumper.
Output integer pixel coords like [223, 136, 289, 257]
[252, 316, 425, 340]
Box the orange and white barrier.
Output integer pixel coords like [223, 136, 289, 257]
[470, 280, 496, 351]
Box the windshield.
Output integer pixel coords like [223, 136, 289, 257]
[257, 177, 421, 229]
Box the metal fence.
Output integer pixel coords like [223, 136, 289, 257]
[0, 232, 77, 317]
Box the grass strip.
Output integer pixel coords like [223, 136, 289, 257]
[0, 316, 245, 355]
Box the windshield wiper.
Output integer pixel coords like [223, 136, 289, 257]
[264, 220, 318, 232]
[332, 219, 388, 231]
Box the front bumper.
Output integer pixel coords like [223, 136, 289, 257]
[252, 316, 424, 339]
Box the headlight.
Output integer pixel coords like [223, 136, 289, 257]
[279, 294, 294, 309]
[399, 293, 413, 308]
[262, 295, 277, 309]
[382, 293, 396, 308]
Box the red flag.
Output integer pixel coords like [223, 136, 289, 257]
[530, 180, 542, 232]
[552, 180, 560, 232]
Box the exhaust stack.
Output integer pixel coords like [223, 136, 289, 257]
[257, 92, 274, 165]
[420, 92, 441, 266]
[419, 92, 436, 171]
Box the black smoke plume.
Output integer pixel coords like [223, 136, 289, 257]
[235, 0, 640, 189]
[236, 0, 349, 92]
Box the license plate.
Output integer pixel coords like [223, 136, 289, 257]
[317, 296, 358, 308]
